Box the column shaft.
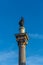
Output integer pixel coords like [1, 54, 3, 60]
[19, 44, 26, 65]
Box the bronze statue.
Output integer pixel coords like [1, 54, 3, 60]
[19, 17, 24, 26]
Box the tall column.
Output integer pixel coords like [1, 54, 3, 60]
[15, 18, 28, 65]
[19, 44, 26, 65]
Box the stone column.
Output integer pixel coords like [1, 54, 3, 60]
[15, 18, 28, 65]
[19, 44, 26, 65]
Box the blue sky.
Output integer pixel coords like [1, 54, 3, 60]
[0, 0, 43, 65]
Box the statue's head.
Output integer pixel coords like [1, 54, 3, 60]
[19, 17, 24, 26]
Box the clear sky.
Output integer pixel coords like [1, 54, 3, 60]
[0, 0, 43, 65]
